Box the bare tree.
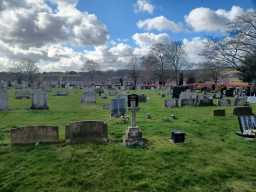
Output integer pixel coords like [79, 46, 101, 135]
[141, 53, 161, 83]
[81, 59, 100, 83]
[151, 41, 187, 86]
[9, 59, 39, 85]
[206, 11, 256, 70]
[128, 56, 140, 89]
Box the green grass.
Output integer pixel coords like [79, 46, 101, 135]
[0, 89, 256, 192]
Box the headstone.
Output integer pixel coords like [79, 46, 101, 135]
[0, 89, 8, 111]
[247, 96, 256, 104]
[213, 109, 226, 116]
[111, 98, 126, 117]
[218, 98, 231, 106]
[11, 126, 59, 144]
[55, 89, 69, 96]
[138, 94, 147, 103]
[164, 99, 177, 108]
[123, 94, 144, 147]
[81, 87, 96, 103]
[15, 89, 32, 99]
[196, 95, 214, 106]
[234, 97, 248, 106]
[65, 121, 108, 144]
[178, 90, 196, 107]
[233, 106, 253, 116]
[31, 90, 49, 110]
[171, 130, 185, 143]
[237, 116, 256, 137]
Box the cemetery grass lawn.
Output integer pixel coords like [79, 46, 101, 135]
[0, 89, 256, 192]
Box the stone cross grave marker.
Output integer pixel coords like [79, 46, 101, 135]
[123, 94, 144, 147]
[31, 89, 49, 110]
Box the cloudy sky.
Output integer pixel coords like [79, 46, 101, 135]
[0, 0, 255, 72]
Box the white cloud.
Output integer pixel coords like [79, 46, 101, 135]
[134, 0, 154, 14]
[183, 37, 208, 64]
[0, 0, 108, 72]
[185, 6, 247, 33]
[132, 32, 170, 47]
[137, 16, 182, 32]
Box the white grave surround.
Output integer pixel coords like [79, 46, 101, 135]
[31, 90, 49, 109]
[0, 89, 8, 110]
[247, 96, 256, 104]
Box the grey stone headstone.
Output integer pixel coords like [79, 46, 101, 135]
[233, 106, 253, 116]
[111, 97, 126, 117]
[234, 97, 248, 106]
[238, 116, 256, 136]
[65, 121, 108, 144]
[164, 99, 177, 108]
[218, 98, 231, 106]
[81, 87, 96, 103]
[11, 126, 59, 144]
[15, 89, 32, 99]
[31, 90, 49, 110]
[0, 89, 8, 110]
[247, 96, 256, 104]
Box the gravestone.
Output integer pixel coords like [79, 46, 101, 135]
[0, 89, 8, 110]
[247, 96, 256, 104]
[111, 97, 126, 117]
[123, 94, 144, 147]
[178, 90, 196, 107]
[237, 116, 256, 137]
[164, 99, 177, 108]
[213, 109, 226, 116]
[11, 126, 59, 144]
[55, 89, 69, 96]
[15, 89, 32, 99]
[196, 95, 214, 106]
[138, 94, 147, 103]
[171, 130, 185, 143]
[234, 97, 248, 106]
[233, 106, 253, 116]
[81, 87, 96, 103]
[31, 90, 49, 110]
[218, 98, 231, 106]
[65, 121, 108, 144]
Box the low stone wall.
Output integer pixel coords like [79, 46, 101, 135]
[11, 126, 59, 145]
[66, 121, 108, 144]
